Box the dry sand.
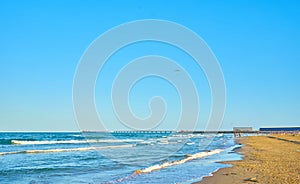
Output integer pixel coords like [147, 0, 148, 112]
[195, 134, 300, 184]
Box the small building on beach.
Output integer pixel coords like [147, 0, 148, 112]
[233, 127, 253, 137]
[233, 127, 253, 132]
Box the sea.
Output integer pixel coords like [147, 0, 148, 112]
[0, 132, 242, 184]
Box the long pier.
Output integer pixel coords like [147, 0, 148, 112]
[113, 130, 260, 134]
[113, 130, 175, 134]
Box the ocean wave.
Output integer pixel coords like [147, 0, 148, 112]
[133, 149, 223, 174]
[0, 144, 135, 156]
[11, 139, 144, 145]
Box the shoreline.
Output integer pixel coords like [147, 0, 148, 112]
[194, 134, 300, 184]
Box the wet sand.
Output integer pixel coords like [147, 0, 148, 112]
[195, 134, 300, 184]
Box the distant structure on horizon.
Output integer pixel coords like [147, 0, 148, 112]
[259, 127, 300, 132]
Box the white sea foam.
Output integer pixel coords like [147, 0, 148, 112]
[134, 149, 223, 174]
[72, 135, 82, 137]
[11, 139, 143, 145]
[186, 142, 195, 145]
[0, 151, 22, 156]
[0, 144, 135, 156]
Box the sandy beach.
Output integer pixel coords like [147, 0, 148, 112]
[196, 134, 300, 184]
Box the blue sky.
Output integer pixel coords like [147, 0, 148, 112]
[0, 0, 299, 131]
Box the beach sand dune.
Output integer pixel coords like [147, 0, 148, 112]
[196, 134, 300, 184]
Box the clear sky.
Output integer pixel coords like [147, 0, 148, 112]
[0, 0, 299, 131]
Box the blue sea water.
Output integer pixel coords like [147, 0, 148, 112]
[0, 132, 242, 184]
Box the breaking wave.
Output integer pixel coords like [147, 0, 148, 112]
[134, 149, 223, 174]
[0, 144, 135, 156]
[11, 139, 143, 145]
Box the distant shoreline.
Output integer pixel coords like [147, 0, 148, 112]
[1, 130, 299, 134]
